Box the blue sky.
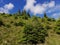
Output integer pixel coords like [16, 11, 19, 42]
[0, 0, 60, 18]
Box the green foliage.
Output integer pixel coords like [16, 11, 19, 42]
[4, 24, 11, 28]
[54, 19, 60, 34]
[22, 15, 29, 20]
[14, 16, 18, 19]
[10, 21, 14, 24]
[1, 13, 5, 15]
[9, 14, 12, 16]
[44, 13, 48, 18]
[22, 19, 48, 44]
[14, 21, 25, 26]
[0, 19, 4, 26]
[16, 9, 21, 16]
[0, 11, 60, 45]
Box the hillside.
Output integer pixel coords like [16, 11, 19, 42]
[0, 11, 60, 45]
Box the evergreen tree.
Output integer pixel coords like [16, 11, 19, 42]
[17, 9, 21, 16]
[44, 13, 48, 18]
[22, 10, 26, 16]
[21, 10, 29, 20]
[27, 12, 31, 17]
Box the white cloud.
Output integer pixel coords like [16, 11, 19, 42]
[48, 1, 55, 8]
[0, 3, 14, 13]
[52, 13, 60, 19]
[24, 0, 36, 11]
[4, 3, 14, 10]
[47, 5, 60, 13]
[0, 7, 9, 13]
[52, 13, 60, 16]
[24, 0, 55, 15]
[31, 4, 46, 14]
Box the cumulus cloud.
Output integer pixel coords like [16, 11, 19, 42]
[4, 3, 14, 10]
[0, 3, 14, 13]
[47, 5, 60, 13]
[48, 1, 55, 8]
[24, 0, 55, 15]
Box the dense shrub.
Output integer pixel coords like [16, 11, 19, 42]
[0, 20, 4, 26]
[9, 14, 12, 16]
[15, 16, 18, 19]
[22, 22, 48, 44]
[4, 24, 11, 28]
[10, 21, 14, 24]
[54, 20, 60, 34]
[22, 15, 28, 20]
[14, 22, 25, 26]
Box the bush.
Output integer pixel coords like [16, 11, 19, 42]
[10, 21, 14, 24]
[4, 24, 11, 28]
[54, 20, 60, 34]
[15, 16, 18, 19]
[0, 20, 4, 26]
[14, 22, 25, 26]
[22, 23, 48, 44]
[22, 16, 28, 20]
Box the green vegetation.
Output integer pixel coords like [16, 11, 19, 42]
[0, 11, 60, 45]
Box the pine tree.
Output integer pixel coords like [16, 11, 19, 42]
[22, 10, 26, 16]
[17, 9, 21, 16]
[21, 10, 30, 20]
[27, 12, 30, 17]
[44, 13, 48, 18]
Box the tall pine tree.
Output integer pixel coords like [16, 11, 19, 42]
[44, 13, 48, 18]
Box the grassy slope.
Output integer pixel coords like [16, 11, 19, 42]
[0, 14, 60, 45]
[0, 15, 25, 45]
[44, 29, 60, 45]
